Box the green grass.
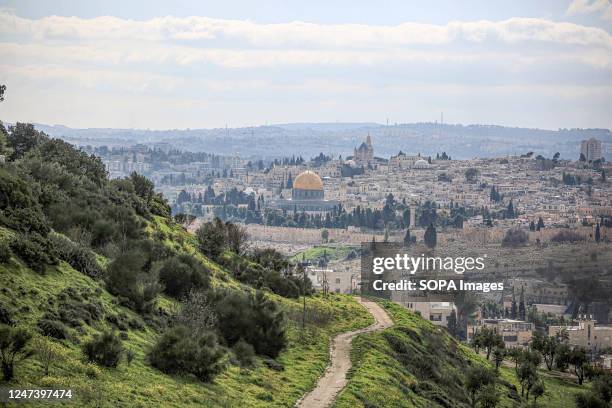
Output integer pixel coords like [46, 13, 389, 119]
[334, 301, 586, 408]
[0, 216, 374, 407]
[290, 245, 356, 263]
[0, 257, 373, 407]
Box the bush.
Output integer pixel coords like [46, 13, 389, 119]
[43, 289, 104, 329]
[149, 326, 194, 374]
[105, 250, 161, 313]
[232, 339, 256, 368]
[213, 290, 286, 358]
[10, 233, 55, 273]
[226, 255, 304, 299]
[158, 254, 210, 299]
[84, 363, 101, 379]
[551, 230, 586, 243]
[49, 233, 103, 278]
[37, 319, 70, 340]
[262, 358, 284, 371]
[149, 326, 226, 382]
[0, 302, 13, 325]
[0, 325, 33, 381]
[0, 240, 10, 263]
[126, 349, 135, 366]
[501, 228, 528, 247]
[82, 331, 123, 368]
[196, 219, 226, 259]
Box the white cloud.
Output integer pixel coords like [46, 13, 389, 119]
[566, 0, 612, 20]
[0, 11, 611, 48]
[0, 10, 611, 129]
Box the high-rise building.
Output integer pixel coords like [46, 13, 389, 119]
[580, 138, 602, 162]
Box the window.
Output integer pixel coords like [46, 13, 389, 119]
[335, 278, 341, 284]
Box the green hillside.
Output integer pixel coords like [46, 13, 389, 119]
[0, 123, 374, 406]
[0, 253, 372, 407]
[335, 301, 585, 408]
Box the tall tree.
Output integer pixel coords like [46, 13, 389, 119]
[403, 228, 412, 247]
[511, 291, 517, 319]
[518, 287, 526, 321]
[447, 309, 458, 337]
[507, 200, 515, 219]
[424, 223, 437, 249]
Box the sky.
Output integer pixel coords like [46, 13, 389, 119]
[0, 0, 611, 130]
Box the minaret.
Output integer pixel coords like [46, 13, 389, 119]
[366, 133, 372, 148]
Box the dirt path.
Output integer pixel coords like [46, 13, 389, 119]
[296, 298, 394, 408]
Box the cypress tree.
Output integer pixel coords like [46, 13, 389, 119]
[424, 223, 437, 249]
[518, 287, 526, 321]
[403, 229, 411, 247]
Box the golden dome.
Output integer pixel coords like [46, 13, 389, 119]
[293, 171, 323, 191]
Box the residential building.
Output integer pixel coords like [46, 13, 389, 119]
[468, 318, 534, 348]
[581, 138, 603, 162]
[549, 315, 612, 351]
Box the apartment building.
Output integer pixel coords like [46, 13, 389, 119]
[468, 318, 534, 348]
[549, 315, 612, 351]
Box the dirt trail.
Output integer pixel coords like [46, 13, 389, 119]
[296, 299, 394, 408]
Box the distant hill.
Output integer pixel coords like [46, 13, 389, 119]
[32, 122, 612, 160]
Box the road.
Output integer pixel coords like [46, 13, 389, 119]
[296, 298, 394, 408]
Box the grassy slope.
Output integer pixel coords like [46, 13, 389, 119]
[334, 301, 585, 408]
[0, 218, 373, 407]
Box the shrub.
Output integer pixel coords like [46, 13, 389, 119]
[44, 291, 104, 329]
[551, 230, 586, 243]
[37, 319, 70, 340]
[33, 336, 63, 376]
[105, 250, 161, 313]
[226, 255, 304, 299]
[262, 358, 284, 371]
[82, 331, 123, 368]
[10, 233, 54, 273]
[149, 326, 226, 382]
[126, 349, 135, 366]
[175, 290, 217, 333]
[149, 326, 195, 374]
[213, 290, 286, 358]
[196, 218, 226, 259]
[502, 228, 528, 247]
[0, 325, 33, 381]
[0, 240, 10, 263]
[158, 254, 210, 299]
[105, 314, 128, 331]
[232, 339, 256, 368]
[0, 302, 13, 325]
[49, 233, 103, 278]
[191, 331, 227, 382]
[84, 363, 101, 379]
